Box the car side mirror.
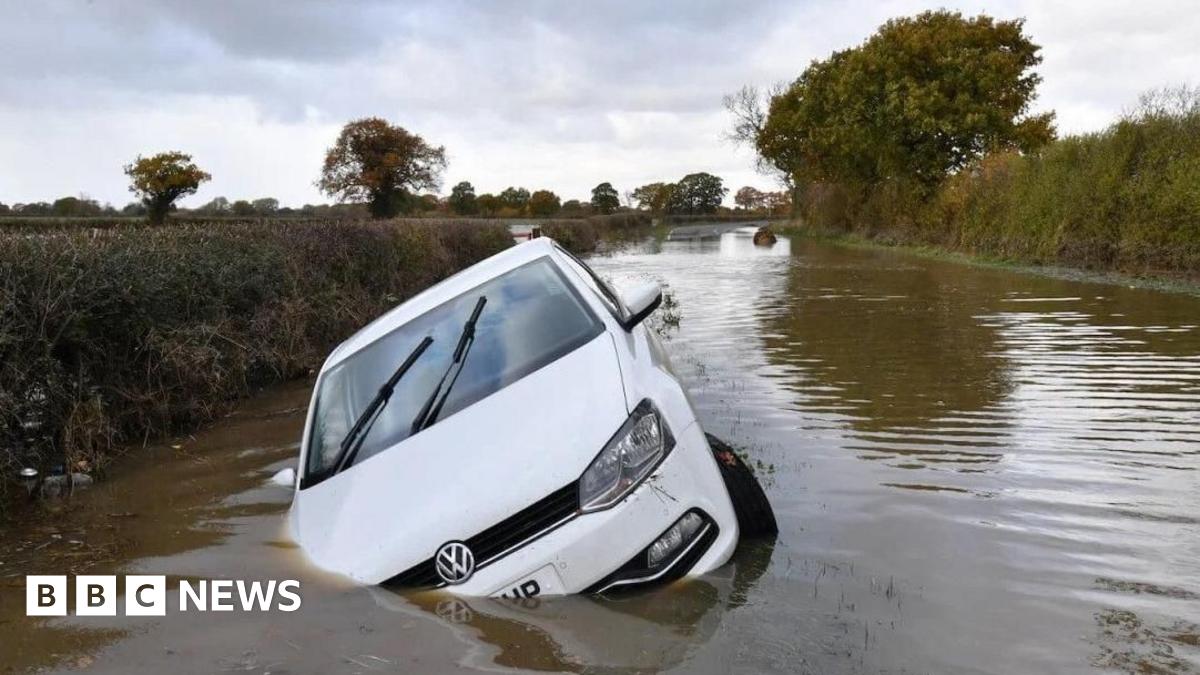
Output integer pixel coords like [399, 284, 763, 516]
[620, 282, 663, 331]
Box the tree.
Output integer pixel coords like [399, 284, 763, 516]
[723, 83, 791, 184]
[498, 187, 531, 214]
[591, 182, 620, 214]
[0, 202, 9, 215]
[756, 11, 1055, 191]
[561, 199, 589, 216]
[124, 151, 211, 224]
[668, 173, 726, 214]
[231, 200, 256, 216]
[319, 117, 447, 219]
[15, 202, 52, 215]
[528, 190, 561, 217]
[416, 193, 441, 212]
[477, 193, 501, 217]
[764, 190, 792, 216]
[51, 196, 103, 217]
[199, 196, 231, 214]
[734, 186, 766, 211]
[631, 182, 674, 214]
[252, 197, 279, 215]
[448, 181, 478, 215]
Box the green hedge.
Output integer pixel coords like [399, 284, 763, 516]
[0, 220, 513, 501]
[797, 95, 1200, 276]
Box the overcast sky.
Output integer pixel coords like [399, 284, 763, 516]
[1, 0, 1196, 208]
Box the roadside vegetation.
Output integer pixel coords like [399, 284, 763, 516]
[729, 10, 1200, 279]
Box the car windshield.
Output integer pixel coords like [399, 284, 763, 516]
[304, 256, 603, 484]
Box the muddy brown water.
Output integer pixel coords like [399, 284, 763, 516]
[3, 232, 1199, 674]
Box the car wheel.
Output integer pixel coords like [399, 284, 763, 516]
[706, 433, 778, 538]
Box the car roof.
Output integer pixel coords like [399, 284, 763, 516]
[322, 237, 563, 371]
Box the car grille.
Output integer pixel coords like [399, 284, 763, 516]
[386, 482, 580, 588]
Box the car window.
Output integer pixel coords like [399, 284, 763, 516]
[304, 257, 603, 484]
[555, 246, 629, 323]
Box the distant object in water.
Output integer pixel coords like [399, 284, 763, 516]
[37, 472, 93, 498]
[753, 226, 777, 246]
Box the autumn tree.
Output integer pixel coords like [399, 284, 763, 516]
[529, 190, 561, 217]
[631, 182, 674, 214]
[764, 190, 792, 216]
[448, 181, 478, 215]
[124, 151, 211, 224]
[668, 173, 726, 214]
[734, 186, 766, 211]
[318, 118, 447, 219]
[755, 11, 1054, 191]
[591, 182, 620, 214]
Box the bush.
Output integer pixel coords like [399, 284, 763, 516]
[794, 87, 1200, 277]
[537, 213, 653, 254]
[0, 219, 512, 503]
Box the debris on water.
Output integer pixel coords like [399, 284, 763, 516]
[753, 226, 777, 246]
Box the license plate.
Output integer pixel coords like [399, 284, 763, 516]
[491, 564, 565, 599]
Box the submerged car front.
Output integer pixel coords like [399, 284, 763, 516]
[290, 240, 737, 596]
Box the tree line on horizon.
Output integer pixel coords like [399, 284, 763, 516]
[1, 117, 787, 224]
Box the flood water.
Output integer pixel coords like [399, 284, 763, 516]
[3, 231, 1199, 673]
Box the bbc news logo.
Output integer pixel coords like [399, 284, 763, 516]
[27, 576, 301, 616]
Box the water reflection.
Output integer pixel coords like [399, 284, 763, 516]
[760, 239, 1013, 486]
[368, 540, 775, 674]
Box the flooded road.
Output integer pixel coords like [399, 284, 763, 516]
[4, 231, 1200, 673]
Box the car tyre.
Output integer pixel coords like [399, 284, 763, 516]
[706, 433, 778, 537]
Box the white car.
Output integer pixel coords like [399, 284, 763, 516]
[290, 237, 774, 597]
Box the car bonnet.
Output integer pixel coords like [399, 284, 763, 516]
[290, 331, 628, 584]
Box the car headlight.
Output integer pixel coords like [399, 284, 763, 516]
[579, 399, 675, 512]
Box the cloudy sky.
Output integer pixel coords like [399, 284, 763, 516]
[0, 0, 1196, 208]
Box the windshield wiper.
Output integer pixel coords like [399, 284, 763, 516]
[334, 335, 434, 475]
[411, 295, 487, 435]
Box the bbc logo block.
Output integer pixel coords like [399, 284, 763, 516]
[27, 575, 167, 616]
[26, 575, 67, 616]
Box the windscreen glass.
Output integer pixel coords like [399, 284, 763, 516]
[305, 257, 603, 482]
